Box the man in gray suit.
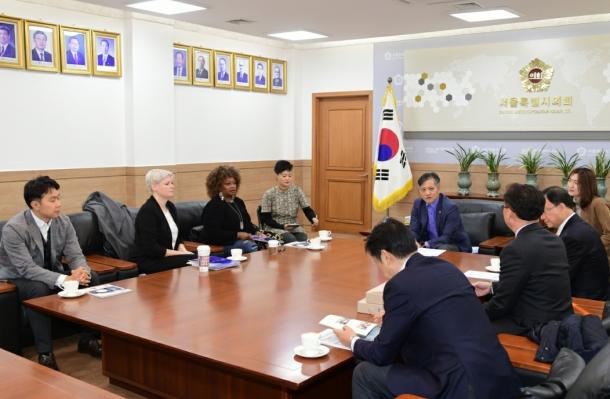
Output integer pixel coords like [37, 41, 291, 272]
[0, 176, 100, 370]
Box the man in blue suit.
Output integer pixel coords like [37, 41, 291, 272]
[410, 172, 471, 252]
[217, 57, 229, 81]
[66, 36, 85, 65]
[173, 51, 186, 77]
[97, 38, 115, 67]
[31, 30, 53, 62]
[335, 219, 519, 399]
[0, 25, 16, 58]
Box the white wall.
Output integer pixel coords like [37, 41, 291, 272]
[294, 44, 374, 159]
[0, 0, 302, 171]
[0, 0, 126, 170]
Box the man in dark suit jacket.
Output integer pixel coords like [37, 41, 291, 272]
[97, 39, 115, 66]
[542, 186, 608, 299]
[0, 176, 101, 370]
[473, 183, 573, 335]
[335, 219, 520, 399]
[195, 55, 208, 79]
[31, 30, 53, 62]
[410, 172, 471, 252]
[66, 36, 85, 65]
[0, 25, 16, 58]
[173, 51, 186, 77]
[217, 57, 229, 81]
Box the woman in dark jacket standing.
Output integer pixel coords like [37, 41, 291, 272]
[131, 169, 195, 273]
[198, 165, 258, 256]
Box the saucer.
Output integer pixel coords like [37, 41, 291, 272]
[294, 345, 330, 358]
[320, 237, 332, 242]
[58, 290, 86, 298]
[307, 245, 325, 251]
[485, 265, 501, 273]
[227, 256, 247, 261]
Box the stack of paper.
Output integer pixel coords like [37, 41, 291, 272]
[464, 270, 500, 282]
[417, 248, 446, 257]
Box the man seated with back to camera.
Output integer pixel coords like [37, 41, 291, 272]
[0, 176, 101, 370]
[334, 218, 519, 399]
[473, 183, 573, 335]
[409, 172, 471, 252]
[541, 186, 608, 300]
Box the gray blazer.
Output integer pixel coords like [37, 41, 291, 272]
[0, 210, 89, 288]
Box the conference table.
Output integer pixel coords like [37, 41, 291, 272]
[23, 238, 600, 398]
[0, 347, 122, 399]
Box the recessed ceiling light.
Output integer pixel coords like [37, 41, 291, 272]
[450, 9, 519, 23]
[127, 0, 205, 15]
[268, 30, 327, 41]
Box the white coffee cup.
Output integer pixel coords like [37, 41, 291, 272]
[490, 257, 501, 268]
[231, 248, 243, 259]
[63, 280, 79, 293]
[319, 230, 331, 239]
[301, 332, 320, 355]
[309, 237, 322, 248]
[268, 240, 279, 248]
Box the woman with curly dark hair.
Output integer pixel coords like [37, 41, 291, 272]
[197, 165, 258, 255]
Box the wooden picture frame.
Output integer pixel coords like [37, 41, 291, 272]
[173, 44, 191, 84]
[0, 16, 25, 69]
[92, 30, 121, 77]
[25, 20, 60, 72]
[60, 25, 92, 75]
[192, 46, 213, 87]
[214, 50, 233, 89]
[252, 57, 269, 93]
[233, 53, 251, 91]
[270, 59, 287, 94]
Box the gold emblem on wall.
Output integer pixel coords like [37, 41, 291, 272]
[519, 58, 554, 92]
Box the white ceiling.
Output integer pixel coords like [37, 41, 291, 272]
[78, 0, 610, 42]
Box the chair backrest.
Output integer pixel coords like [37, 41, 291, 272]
[256, 205, 263, 228]
[174, 201, 207, 240]
[453, 198, 512, 237]
[520, 347, 585, 399]
[565, 341, 610, 399]
[68, 211, 104, 254]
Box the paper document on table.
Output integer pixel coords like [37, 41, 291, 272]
[319, 326, 381, 351]
[87, 284, 131, 298]
[464, 270, 500, 282]
[417, 248, 446, 257]
[319, 314, 377, 337]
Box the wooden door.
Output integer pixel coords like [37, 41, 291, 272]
[312, 92, 372, 234]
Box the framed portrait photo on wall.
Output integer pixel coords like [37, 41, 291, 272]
[173, 44, 191, 84]
[214, 50, 233, 88]
[270, 59, 287, 94]
[60, 26, 92, 75]
[233, 53, 251, 90]
[92, 30, 121, 77]
[252, 57, 269, 93]
[0, 16, 24, 69]
[192, 46, 213, 87]
[25, 20, 59, 72]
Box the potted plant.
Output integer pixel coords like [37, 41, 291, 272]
[549, 148, 581, 189]
[479, 148, 508, 197]
[516, 146, 545, 188]
[445, 144, 481, 196]
[592, 149, 610, 199]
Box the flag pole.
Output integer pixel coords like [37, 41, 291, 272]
[385, 76, 392, 219]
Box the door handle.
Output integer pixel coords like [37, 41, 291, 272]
[359, 174, 368, 177]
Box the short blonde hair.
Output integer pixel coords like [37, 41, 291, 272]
[145, 169, 175, 193]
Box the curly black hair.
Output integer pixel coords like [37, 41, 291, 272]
[205, 165, 241, 198]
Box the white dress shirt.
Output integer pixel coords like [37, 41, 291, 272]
[163, 210, 179, 249]
[30, 211, 66, 288]
[556, 212, 576, 237]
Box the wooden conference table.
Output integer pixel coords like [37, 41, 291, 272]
[23, 239, 600, 398]
[0, 347, 122, 399]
